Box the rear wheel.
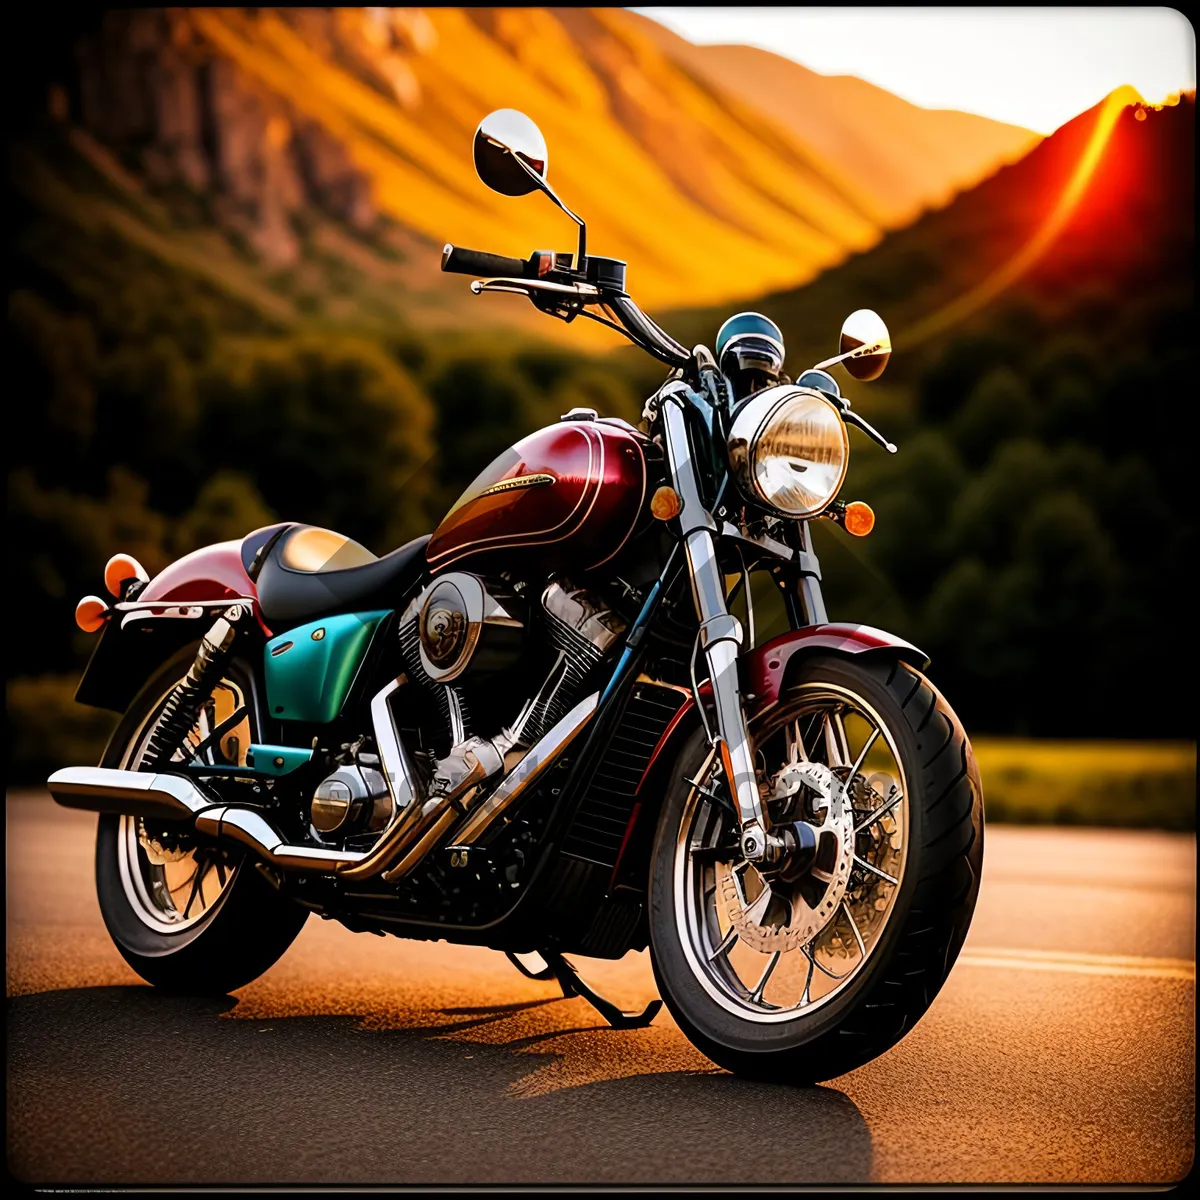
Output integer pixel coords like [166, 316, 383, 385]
[648, 654, 983, 1083]
[95, 647, 308, 994]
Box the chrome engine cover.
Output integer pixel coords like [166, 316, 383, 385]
[311, 761, 392, 835]
[402, 572, 523, 683]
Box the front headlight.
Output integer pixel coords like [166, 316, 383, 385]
[727, 385, 849, 517]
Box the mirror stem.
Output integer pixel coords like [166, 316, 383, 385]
[813, 342, 884, 373]
[512, 152, 587, 269]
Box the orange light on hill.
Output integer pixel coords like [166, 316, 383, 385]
[843, 501, 876, 537]
[904, 87, 1138, 347]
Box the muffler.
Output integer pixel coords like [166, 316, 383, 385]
[48, 766, 213, 821]
[46, 766, 361, 873]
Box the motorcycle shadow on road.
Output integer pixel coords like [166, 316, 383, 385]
[8, 985, 873, 1186]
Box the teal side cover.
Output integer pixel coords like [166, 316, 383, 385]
[245, 744, 313, 775]
[264, 611, 390, 723]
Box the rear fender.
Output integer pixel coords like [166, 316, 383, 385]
[609, 623, 927, 887]
[76, 541, 262, 713]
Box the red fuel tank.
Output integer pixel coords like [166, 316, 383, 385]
[427, 419, 648, 575]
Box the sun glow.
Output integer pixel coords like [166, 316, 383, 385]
[902, 87, 1142, 347]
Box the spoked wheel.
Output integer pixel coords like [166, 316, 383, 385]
[116, 674, 248, 933]
[680, 681, 908, 1019]
[649, 654, 983, 1083]
[95, 646, 308, 994]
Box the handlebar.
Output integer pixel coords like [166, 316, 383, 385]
[606, 295, 689, 368]
[441, 244, 536, 279]
[441, 242, 689, 370]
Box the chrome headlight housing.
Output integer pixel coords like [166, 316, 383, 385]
[727, 385, 849, 517]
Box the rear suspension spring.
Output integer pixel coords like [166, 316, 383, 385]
[144, 606, 245, 767]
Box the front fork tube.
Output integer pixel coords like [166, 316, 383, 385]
[660, 394, 769, 860]
[795, 521, 828, 626]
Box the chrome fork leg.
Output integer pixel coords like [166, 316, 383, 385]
[661, 390, 770, 860]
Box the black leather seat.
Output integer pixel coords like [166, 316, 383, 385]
[254, 524, 430, 626]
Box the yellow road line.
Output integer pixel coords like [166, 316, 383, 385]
[959, 947, 1195, 981]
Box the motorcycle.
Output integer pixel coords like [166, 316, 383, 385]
[50, 109, 984, 1082]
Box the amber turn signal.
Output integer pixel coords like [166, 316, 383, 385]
[104, 552, 149, 597]
[650, 485, 682, 521]
[843, 501, 875, 537]
[75, 595, 110, 633]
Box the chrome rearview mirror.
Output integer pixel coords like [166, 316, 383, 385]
[840, 309, 892, 381]
[472, 109, 589, 268]
[473, 109, 549, 197]
[815, 309, 892, 381]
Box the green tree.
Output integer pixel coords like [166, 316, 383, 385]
[173, 471, 277, 556]
[201, 335, 435, 549]
[949, 366, 1037, 466]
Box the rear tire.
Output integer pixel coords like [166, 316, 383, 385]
[95, 647, 308, 994]
[648, 654, 983, 1083]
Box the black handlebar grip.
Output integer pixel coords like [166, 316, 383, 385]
[441, 244, 531, 278]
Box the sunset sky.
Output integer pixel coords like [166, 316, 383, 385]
[634, 7, 1197, 134]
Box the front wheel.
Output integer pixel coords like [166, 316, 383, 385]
[648, 654, 984, 1083]
[94, 647, 308, 994]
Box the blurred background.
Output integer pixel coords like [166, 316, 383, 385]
[7, 8, 1195, 828]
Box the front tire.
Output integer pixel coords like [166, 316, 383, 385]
[648, 654, 983, 1083]
[95, 647, 308, 994]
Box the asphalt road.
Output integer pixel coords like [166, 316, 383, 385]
[6, 789, 1194, 1187]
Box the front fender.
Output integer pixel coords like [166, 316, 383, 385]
[742, 622, 927, 712]
[75, 541, 261, 713]
[610, 623, 927, 886]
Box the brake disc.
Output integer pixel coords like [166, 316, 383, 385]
[716, 762, 855, 953]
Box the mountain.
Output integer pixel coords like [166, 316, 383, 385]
[622, 9, 1039, 228]
[14, 6, 1040, 327]
[663, 89, 1194, 372]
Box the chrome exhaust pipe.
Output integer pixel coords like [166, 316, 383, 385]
[47, 766, 364, 874]
[45, 679, 592, 883]
[48, 766, 214, 822]
[193, 806, 363, 872]
[447, 691, 598, 849]
[46, 675, 428, 881]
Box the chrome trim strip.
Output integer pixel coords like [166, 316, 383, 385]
[478, 472, 555, 498]
[449, 690, 599, 847]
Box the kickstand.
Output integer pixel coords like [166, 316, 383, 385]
[542, 949, 663, 1030]
[505, 951, 557, 982]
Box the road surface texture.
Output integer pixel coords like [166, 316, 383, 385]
[7, 789, 1194, 1187]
